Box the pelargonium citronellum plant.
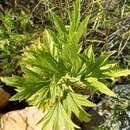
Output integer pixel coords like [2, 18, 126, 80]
[1, 0, 130, 130]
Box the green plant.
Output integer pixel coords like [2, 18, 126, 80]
[1, 0, 130, 130]
[0, 10, 35, 76]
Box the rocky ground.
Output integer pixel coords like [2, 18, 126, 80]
[0, 88, 45, 130]
[0, 107, 44, 130]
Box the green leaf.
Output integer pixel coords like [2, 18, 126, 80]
[86, 77, 117, 97]
[27, 51, 60, 74]
[96, 51, 116, 67]
[10, 87, 37, 101]
[1, 75, 49, 88]
[100, 61, 117, 70]
[85, 45, 95, 64]
[27, 86, 50, 110]
[75, 15, 90, 43]
[69, 0, 81, 31]
[104, 70, 130, 78]
[1, 76, 25, 87]
[63, 92, 95, 122]
[70, 92, 96, 107]
[38, 102, 79, 130]
[84, 50, 116, 77]
[50, 11, 67, 36]
[47, 29, 62, 51]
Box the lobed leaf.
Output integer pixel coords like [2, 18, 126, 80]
[38, 101, 79, 130]
[86, 77, 117, 97]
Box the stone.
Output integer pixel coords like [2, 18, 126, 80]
[0, 88, 10, 110]
[82, 84, 130, 130]
[1, 107, 45, 130]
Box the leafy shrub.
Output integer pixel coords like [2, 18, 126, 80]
[1, 0, 130, 130]
[0, 10, 35, 76]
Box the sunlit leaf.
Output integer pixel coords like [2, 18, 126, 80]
[86, 77, 117, 97]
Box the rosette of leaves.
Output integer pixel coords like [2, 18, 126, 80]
[1, 0, 130, 130]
